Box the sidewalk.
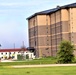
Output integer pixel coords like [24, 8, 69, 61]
[1, 60, 14, 62]
[12, 64, 76, 68]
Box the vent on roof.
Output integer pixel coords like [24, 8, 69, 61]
[57, 5, 60, 8]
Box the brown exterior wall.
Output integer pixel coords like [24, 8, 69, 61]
[28, 7, 76, 57]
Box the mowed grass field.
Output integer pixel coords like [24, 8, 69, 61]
[0, 57, 57, 66]
[0, 66, 76, 75]
[0, 57, 76, 75]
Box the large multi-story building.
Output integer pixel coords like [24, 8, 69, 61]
[27, 3, 76, 57]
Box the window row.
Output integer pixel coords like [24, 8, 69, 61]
[0, 52, 16, 55]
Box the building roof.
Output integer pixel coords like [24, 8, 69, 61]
[27, 3, 76, 20]
[0, 48, 27, 52]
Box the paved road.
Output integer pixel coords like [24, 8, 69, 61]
[12, 64, 76, 68]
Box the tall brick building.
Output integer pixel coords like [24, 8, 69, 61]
[27, 3, 76, 57]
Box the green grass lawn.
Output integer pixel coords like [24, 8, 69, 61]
[0, 57, 76, 75]
[0, 66, 76, 75]
[0, 57, 57, 66]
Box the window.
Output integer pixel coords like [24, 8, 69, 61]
[46, 27, 48, 29]
[26, 52, 28, 53]
[46, 48, 49, 50]
[35, 41, 36, 46]
[72, 26, 73, 28]
[47, 39, 49, 41]
[33, 20, 35, 25]
[1, 53, 3, 55]
[47, 31, 48, 33]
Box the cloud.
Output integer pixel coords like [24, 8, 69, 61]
[0, 0, 75, 7]
[0, 1, 52, 14]
[0, 0, 75, 14]
[0, 2, 25, 6]
[0, 0, 51, 7]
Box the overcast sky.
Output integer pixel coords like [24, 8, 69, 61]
[0, 0, 76, 48]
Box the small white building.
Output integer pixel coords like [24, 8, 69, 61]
[0, 48, 35, 60]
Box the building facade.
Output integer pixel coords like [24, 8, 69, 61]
[27, 3, 76, 57]
[0, 48, 35, 60]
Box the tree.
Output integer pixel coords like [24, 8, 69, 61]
[26, 54, 29, 59]
[57, 40, 75, 63]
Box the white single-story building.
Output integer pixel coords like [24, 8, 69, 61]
[0, 48, 35, 60]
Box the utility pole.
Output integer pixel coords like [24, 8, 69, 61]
[22, 41, 24, 47]
[13, 43, 15, 49]
[0, 44, 1, 49]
